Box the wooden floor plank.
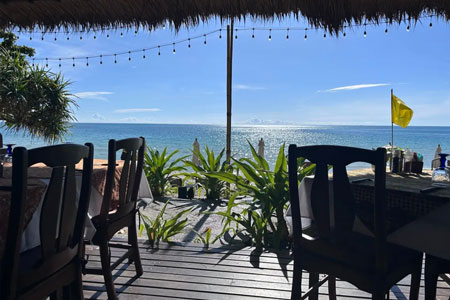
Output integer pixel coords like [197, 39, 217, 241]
[83, 241, 450, 300]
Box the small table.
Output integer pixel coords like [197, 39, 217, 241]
[287, 169, 450, 260]
[0, 159, 153, 256]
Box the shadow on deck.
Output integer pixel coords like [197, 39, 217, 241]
[83, 240, 450, 299]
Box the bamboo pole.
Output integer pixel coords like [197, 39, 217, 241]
[226, 21, 234, 165]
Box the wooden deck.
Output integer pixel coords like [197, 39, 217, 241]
[83, 241, 450, 299]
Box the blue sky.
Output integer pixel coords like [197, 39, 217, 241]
[19, 16, 450, 126]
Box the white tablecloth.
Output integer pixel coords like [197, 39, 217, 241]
[21, 170, 153, 252]
[285, 176, 450, 260]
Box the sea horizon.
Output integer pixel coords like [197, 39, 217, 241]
[2, 123, 448, 170]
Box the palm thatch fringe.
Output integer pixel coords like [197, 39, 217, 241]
[0, 0, 449, 34]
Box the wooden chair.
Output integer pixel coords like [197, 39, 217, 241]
[1, 143, 94, 300]
[85, 137, 145, 300]
[288, 145, 423, 300]
[425, 255, 450, 300]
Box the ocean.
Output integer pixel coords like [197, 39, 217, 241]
[1, 124, 449, 169]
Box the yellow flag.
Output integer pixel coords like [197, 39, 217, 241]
[391, 94, 413, 128]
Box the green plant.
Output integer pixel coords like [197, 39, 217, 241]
[139, 200, 191, 248]
[183, 146, 228, 200]
[143, 147, 188, 198]
[193, 227, 223, 249]
[209, 142, 316, 249]
[0, 31, 76, 142]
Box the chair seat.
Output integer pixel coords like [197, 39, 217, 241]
[301, 228, 422, 273]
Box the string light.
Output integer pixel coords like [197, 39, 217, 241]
[41, 34, 44, 41]
[134, 30, 138, 35]
[120, 32, 124, 38]
[54, 33, 57, 41]
[32, 58, 35, 67]
[80, 35, 82, 40]
[93, 33, 97, 40]
[29, 36, 32, 41]
[385, 24, 388, 34]
[67, 36, 70, 41]
[106, 34, 110, 39]
[31, 22, 435, 69]
[406, 23, 411, 32]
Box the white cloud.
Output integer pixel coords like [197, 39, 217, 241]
[114, 108, 162, 113]
[321, 83, 390, 92]
[92, 113, 106, 121]
[73, 91, 114, 101]
[235, 84, 267, 91]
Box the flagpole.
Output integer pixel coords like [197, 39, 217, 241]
[391, 89, 394, 169]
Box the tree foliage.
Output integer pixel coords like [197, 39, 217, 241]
[0, 31, 76, 142]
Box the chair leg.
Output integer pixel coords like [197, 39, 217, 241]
[308, 272, 319, 300]
[99, 239, 118, 300]
[409, 263, 421, 300]
[291, 253, 302, 300]
[425, 255, 439, 300]
[328, 276, 336, 300]
[129, 217, 143, 276]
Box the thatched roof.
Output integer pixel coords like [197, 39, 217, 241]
[0, 0, 449, 34]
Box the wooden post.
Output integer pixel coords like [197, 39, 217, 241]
[391, 89, 394, 170]
[226, 21, 234, 165]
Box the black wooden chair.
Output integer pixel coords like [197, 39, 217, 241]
[288, 145, 423, 300]
[1, 143, 94, 300]
[425, 255, 450, 300]
[85, 137, 145, 300]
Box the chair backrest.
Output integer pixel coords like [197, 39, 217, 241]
[1, 143, 93, 299]
[100, 137, 145, 220]
[288, 145, 387, 270]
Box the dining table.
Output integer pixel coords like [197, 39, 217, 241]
[286, 169, 450, 260]
[0, 159, 153, 256]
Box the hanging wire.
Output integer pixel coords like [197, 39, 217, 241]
[142, 49, 146, 59]
[72, 57, 75, 67]
[188, 38, 191, 48]
[100, 55, 103, 64]
[128, 51, 131, 61]
[235, 29, 238, 39]
[86, 57, 89, 66]
[363, 23, 367, 37]
[219, 29, 222, 39]
[114, 54, 117, 63]
[268, 29, 272, 41]
[286, 28, 289, 39]
[304, 28, 308, 40]
[172, 43, 176, 54]
[158, 45, 161, 55]
[252, 28, 255, 38]
[203, 34, 207, 45]
[58, 58, 61, 68]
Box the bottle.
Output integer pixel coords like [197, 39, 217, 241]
[432, 153, 450, 187]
